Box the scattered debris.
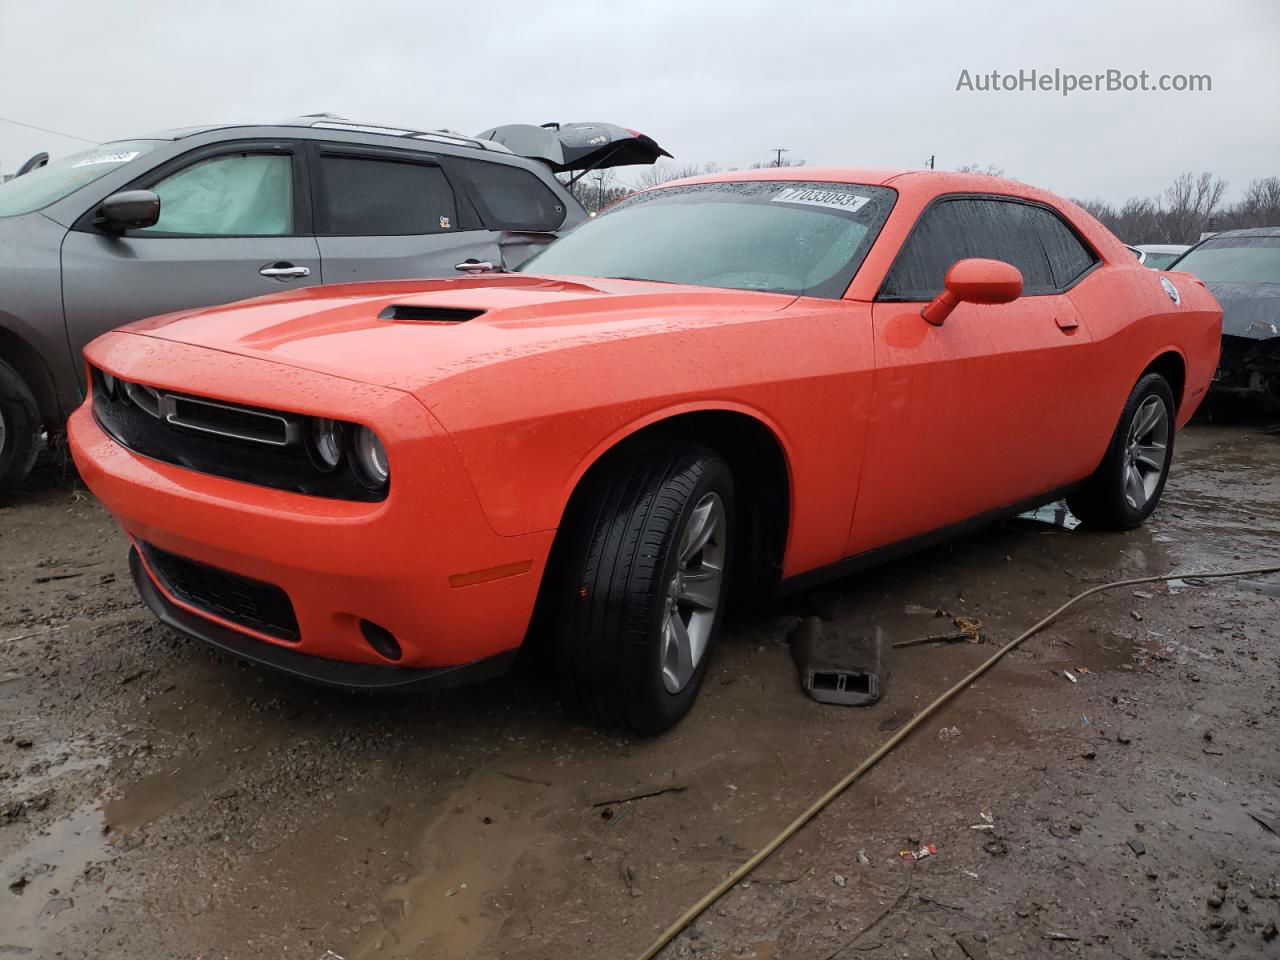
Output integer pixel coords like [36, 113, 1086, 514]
[1132, 590, 1154, 600]
[591, 785, 687, 808]
[1042, 932, 1080, 942]
[495, 771, 552, 787]
[789, 617, 890, 706]
[937, 726, 962, 741]
[1247, 812, 1278, 837]
[892, 632, 968, 649]
[833, 874, 847, 888]
[1131, 611, 1144, 621]
[1063, 670, 1079, 683]
[1263, 921, 1277, 941]
[856, 850, 870, 866]
[982, 839, 1008, 857]
[969, 812, 995, 831]
[899, 843, 937, 862]
[1127, 838, 1146, 856]
[953, 617, 982, 642]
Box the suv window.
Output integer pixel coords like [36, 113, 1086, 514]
[316, 155, 458, 236]
[882, 197, 1058, 300]
[450, 158, 566, 232]
[140, 153, 293, 236]
[1023, 205, 1097, 287]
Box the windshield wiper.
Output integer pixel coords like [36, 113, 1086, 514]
[602, 275, 677, 284]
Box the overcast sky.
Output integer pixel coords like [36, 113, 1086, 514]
[1, 0, 1276, 203]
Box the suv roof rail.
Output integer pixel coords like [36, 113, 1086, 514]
[279, 115, 511, 153]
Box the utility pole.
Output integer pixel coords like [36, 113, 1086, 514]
[771, 147, 789, 168]
[926, 155, 935, 169]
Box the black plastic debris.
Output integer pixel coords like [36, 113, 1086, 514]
[789, 616, 890, 706]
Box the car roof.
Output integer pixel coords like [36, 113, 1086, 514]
[116, 115, 512, 154]
[1198, 226, 1280, 239]
[659, 167, 1063, 201]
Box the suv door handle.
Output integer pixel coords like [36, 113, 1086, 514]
[259, 263, 311, 280]
[454, 259, 495, 274]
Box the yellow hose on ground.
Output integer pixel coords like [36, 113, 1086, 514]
[635, 562, 1280, 960]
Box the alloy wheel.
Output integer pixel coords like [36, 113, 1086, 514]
[1123, 396, 1170, 510]
[661, 491, 727, 694]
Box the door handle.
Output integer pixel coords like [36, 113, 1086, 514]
[259, 263, 311, 280]
[454, 259, 495, 274]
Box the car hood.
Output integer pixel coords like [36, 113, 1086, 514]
[1205, 281, 1280, 340]
[123, 274, 798, 392]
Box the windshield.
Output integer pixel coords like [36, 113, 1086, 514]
[1171, 236, 1280, 283]
[520, 180, 896, 298]
[1144, 251, 1181, 270]
[0, 141, 158, 217]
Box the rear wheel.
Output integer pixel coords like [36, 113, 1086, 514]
[551, 447, 734, 735]
[1068, 372, 1175, 530]
[0, 359, 40, 500]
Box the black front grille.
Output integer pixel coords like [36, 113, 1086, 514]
[140, 542, 300, 643]
[91, 368, 386, 502]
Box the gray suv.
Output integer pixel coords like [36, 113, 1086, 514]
[0, 116, 587, 495]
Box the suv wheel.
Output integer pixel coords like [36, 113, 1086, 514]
[0, 359, 40, 499]
[552, 447, 734, 735]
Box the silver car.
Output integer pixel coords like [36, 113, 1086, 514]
[0, 116, 587, 495]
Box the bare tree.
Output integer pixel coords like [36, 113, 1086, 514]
[749, 156, 806, 169]
[1160, 171, 1229, 243]
[559, 168, 630, 214]
[630, 160, 721, 190]
[955, 162, 1006, 177]
[1231, 176, 1280, 229]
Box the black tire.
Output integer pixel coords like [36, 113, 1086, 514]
[551, 447, 734, 735]
[0, 359, 40, 500]
[1068, 372, 1175, 530]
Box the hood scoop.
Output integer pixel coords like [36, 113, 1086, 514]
[378, 304, 486, 324]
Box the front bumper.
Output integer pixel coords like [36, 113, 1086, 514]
[70, 334, 555, 681]
[129, 548, 516, 690]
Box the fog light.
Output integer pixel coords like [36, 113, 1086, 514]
[359, 619, 401, 661]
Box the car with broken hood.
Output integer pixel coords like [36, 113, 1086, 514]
[1168, 227, 1280, 409]
[69, 168, 1222, 734]
[0, 115, 668, 497]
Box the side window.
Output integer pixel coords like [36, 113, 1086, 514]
[881, 198, 1056, 300]
[316, 155, 458, 236]
[1023, 206, 1098, 287]
[449, 158, 566, 232]
[140, 153, 293, 236]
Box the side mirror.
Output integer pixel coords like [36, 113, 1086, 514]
[921, 258, 1023, 327]
[96, 190, 160, 233]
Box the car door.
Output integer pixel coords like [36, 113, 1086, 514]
[61, 141, 322, 381]
[847, 196, 1097, 556]
[309, 145, 502, 282]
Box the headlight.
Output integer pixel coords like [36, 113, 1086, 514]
[308, 418, 344, 471]
[101, 371, 118, 399]
[352, 426, 389, 488]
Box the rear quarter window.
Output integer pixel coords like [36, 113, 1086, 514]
[449, 158, 566, 232]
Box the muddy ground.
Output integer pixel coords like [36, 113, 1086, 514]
[2, 420, 1279, 960]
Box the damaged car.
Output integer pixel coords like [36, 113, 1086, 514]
[1168, 227, 1280, 410]
[69, 169, 1222, 734]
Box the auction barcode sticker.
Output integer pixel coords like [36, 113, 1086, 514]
[771, 187, 871, 213]
[73, 151, 141, 167]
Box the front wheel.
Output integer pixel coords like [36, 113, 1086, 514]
[1068, 372, 1175, 530]
[0, 359, 40, 501]
[551, 448, 734, 735]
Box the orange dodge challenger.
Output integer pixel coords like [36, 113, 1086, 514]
[69, 169, 1222, 733]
